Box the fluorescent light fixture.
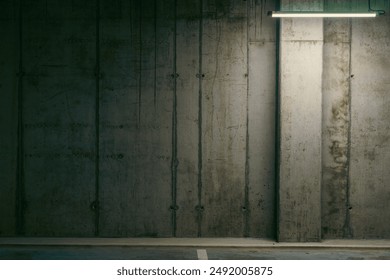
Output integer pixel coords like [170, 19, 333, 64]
[269, 11, 378, 18]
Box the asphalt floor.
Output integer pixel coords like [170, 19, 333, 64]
[1, 238, 390, 260]
[1, 246, 390, 260]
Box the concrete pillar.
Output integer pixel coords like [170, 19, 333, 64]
[321, 19, 351, 239]
[278, 0, 323, 241]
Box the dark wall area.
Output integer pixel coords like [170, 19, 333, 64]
[0, 0, 277, 237]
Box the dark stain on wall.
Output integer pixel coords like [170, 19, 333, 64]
[324, 95, 350, 237]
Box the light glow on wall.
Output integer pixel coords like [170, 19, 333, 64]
[269, 11, 378, 18]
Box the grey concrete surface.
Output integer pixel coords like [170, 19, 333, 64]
[278, 0, 323, 241]
[175, 0, 202, 238]
[200, 0, 248, 237]
[1, 0, 390, 241]
[98, 0, 174, 238]
[321, 2, 390, 239]
[322, 17, 351, 239]
[349, 14, 390, 239]
[278, 0, 390, 241]
[0, 0, 18, 236]
[0, 0, 277, 238]
[247, 0, 277, 239]
[22, 0, 97, 237]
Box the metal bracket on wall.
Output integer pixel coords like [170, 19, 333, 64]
[369, 0, 386, 15]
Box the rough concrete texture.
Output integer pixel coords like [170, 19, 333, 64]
[22, 0, 97, 236]
[322, 18, 351, 239]
[280, 0, 390, 241]
[175, 0, 202, 238]
[278, 6, 323, 240]
[349, 14, 390, 238]
[201, 0, 248, 237]
[0, 0, 277, 238]
[1, 0, 390, 241]
[322, 2, 390, 239]
[98, 0, 174, 237]
[200, 0, 276, 238]
[247, 0, 277, 239]
[0, 1, 18, 236]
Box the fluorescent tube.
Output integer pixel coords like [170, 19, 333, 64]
[269, 11, 378, 18]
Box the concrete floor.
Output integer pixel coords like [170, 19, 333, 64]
[1, 238, 390, 260]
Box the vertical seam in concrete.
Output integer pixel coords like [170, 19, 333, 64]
[320, 17, 325, 240]
[197, 0, 204, 238]
[343, 19, 353, 239]
[95, 0, 101, 237]
[243, 0, 250, 238]
[16, 0, 25, 236]
[153, 0, 157, 110]
[274, 0, 281, 242]
[319, 9, 323, 241]
[260, 0, 264, 29]
[45, 0, 48, 20]
[320, 18, 325, 240]
[138, 2, 142, 129]
[171, 0, 178, 237]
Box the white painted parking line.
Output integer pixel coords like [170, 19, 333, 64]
[197, 249, 208, 260]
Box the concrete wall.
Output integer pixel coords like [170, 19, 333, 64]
[348, 13, 390, 239]
[322, 18, 352, 238]
[322, 11, 390, 239]
[279, 0, 390, 241]
[0, 0, 18, 236]
[0, 0, 277, 238]
[1, 0, 390, 240]
[278, 0, 323, 242]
